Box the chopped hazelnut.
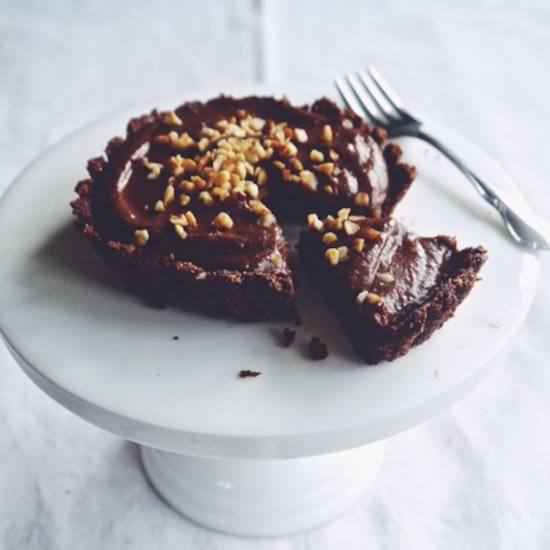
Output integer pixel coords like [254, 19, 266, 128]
[244, 180, 259, 198]
[322, 232, 338, 245]
[134, 229, 150, 246]
[179, 180, 195, 193]
[201, 126, 221, 139]
[145, 161, 163, 180]
[185, 211, 198, 228]
[225, 123, 246, 138]
[314, 162, 334, 175]
[324, 215, 343, 231]
[163, 111, 183, 126]
[293, 159, 304, 172]
[271, 251, 283, 267]
[356, 290, 369, 306]
[258, 214, 275, 227]
[274, 129, 286, 142]
[198, 190, 214, 206]
[214, 212, 234, 230]
[283, 141, 298, 157]
[376, 272, 395, 284]
[361, 227, 381, 240]
[236, 161, 247, 179]
[310, 149, 324, 163]
[307, 213, 324, 231]
[352, 238, 365, 253]
[163, 184, 175, 205]
[294, 128, 308, 143]
[218, 170, 231, 185]
[212, 154, 226, 172]
[211, 187, 230, 201]
[182, 158, 197, 171]
[355, 191, 370, 207]
[325, 248, 340, 265]
[169, 214, 188, 226]
[179, 194, 191, 206]
[198, 137, 210, 152]
[337, 245, 349, 262]
[249, 199, 269, 216]
[322, 124, 333, 142]
[167, 155, 185, 176]
[169, 131, 194, 150]
[174, 224, 187, 240]
[366, 292, 381, 305]
[299, 170, 318, 192]
[344, 220, 361, 235]
[154, 200, 165, 212]
[256, 167, 268, 186]
[325, 248, 340, 266]
[338, 208, 351, 219]
[190, 175, 207, 189]
[249, 117, 266, 131]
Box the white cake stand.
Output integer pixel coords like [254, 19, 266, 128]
[0, 84, 539, 536]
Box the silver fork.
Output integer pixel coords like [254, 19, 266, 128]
[335, 67, 550, 250]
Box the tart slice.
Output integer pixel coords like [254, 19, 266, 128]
[71, 95, 416, 320]
[298, 212, 487, 363]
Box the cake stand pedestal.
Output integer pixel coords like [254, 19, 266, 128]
[141, 442, 385, 536]
[0, 84, 539, 538]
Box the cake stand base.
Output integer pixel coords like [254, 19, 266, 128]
[141, 441, 386, 537]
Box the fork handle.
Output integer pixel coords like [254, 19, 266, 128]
[412, 130, 550, 250]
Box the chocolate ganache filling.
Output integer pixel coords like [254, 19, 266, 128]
[96, 96, 405, 271]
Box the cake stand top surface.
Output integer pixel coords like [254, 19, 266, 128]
[0, 84, 539, 458]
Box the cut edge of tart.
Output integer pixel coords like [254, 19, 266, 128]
[71, 95, 417, 321]
[298, 212, 488, 364]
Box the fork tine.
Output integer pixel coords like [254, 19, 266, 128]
[334, 77, 374, 124]
[344, 74, 385, 126]
[357, 70, 397, 118]
[366, 67, 406, 112]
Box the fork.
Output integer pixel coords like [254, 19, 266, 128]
[335, 67, 550, 250]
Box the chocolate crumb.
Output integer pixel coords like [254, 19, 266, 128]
[309, 336, 329, 360]
[282, 328, 296, 347]
[172, 336, 179, 340]
[239, 369, 261, 378]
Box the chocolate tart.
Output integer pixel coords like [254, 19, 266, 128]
[298, 213, 487, 364]
[71, 96, 416, 320]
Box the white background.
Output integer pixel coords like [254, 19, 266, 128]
[1, 1, 549, 548]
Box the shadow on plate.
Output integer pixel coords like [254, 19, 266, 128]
[35, 220, 126, 294]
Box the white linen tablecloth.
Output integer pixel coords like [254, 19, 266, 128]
[1, 1, 549, 548]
